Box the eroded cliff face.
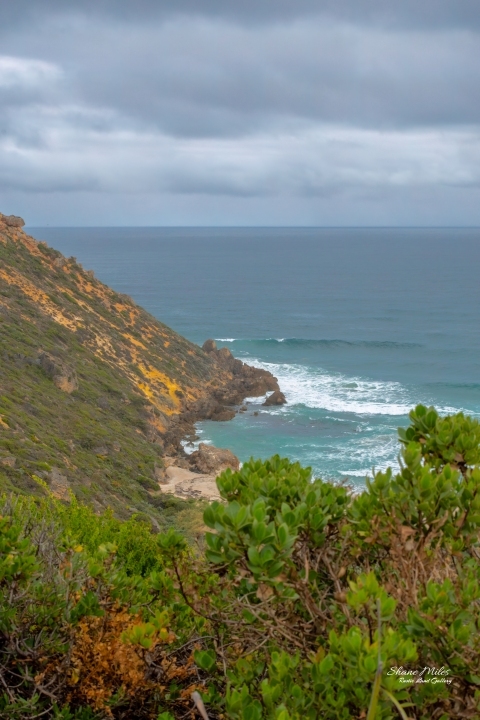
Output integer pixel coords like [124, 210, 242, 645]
[0, 213, 278, 523]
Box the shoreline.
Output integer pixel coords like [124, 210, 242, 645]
[158, 339, 286, 501]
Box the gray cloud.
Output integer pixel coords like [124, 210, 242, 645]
[2, 0, 480, 29]
[2, 113, 479, 196]
[3, 17, 480, 136]
[0, 1, 480, 224]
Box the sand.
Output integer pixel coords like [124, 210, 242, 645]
[159, 465, 222, 502]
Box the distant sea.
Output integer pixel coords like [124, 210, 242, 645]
[29, 227, 480, 488]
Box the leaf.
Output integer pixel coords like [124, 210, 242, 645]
[194, 649, 216, 672]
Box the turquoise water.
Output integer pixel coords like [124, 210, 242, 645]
[30, 227, 480, 487]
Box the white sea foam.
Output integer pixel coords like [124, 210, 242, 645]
[246, 358, 461, 417]
[181, 429, 212, 455]
[215, 338, 236, 342]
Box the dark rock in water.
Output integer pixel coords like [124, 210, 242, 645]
[189, 443, 239, 475]
[1, 214, 25, 228]
[263, 390, 287, 406]
[211, 408, 236, 421]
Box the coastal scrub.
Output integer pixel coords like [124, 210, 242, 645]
[1, 405, 480, 718]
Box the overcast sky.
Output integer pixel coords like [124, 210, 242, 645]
[1, 0, 480, 226]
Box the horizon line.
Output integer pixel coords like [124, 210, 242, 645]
[26, 224, 480, 229]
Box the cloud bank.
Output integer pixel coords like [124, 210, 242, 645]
[0, 2, 479, 224]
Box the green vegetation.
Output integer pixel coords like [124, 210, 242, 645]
[0, 301, 202, 531]
[1, 405, 480, 719]
[0, 220, 226, 533]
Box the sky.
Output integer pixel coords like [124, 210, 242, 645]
[1, 0, 480, 226]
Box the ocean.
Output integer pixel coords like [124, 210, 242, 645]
[29, 227, 480, 488]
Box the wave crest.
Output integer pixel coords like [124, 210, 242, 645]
[215, 337, 422, 349]
[247, 359, 460, 417]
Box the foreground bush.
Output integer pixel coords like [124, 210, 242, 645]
[1, 405, 480, 719]
[0, 498, 207, 719]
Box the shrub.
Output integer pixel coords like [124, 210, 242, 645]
[198, 406, 480, 719]
[0, 501, 205, 719]
[1, 405, 480, 719]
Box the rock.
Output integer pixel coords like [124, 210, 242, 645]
[254, 411, 259, 416]
[48, 467, 70, 501]
[263, 390, 287, 406]
[202, 340, 244, 374]
[0, 456, 16, 467]
[202, 339, 217, 353]
[189, 443, 239, 475]
[1, 214, 25, 228]
[112, 441, 121, 452]
[38, 352, 78, 393]
[174, 457, 191, 470]
[217, 346, 233, 364]
[211, 407, 236, 422]
[165, 342, 285, 452]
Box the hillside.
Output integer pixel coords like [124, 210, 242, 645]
[0, 213, 278, 529]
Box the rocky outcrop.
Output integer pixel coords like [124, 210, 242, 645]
[0, 213, 25, 228]
[160, 340, 283, 454]
[38, 352, 78, 394]
[263, 389, 287, 406]
[202, 339, 217, 353]
[202, 339, 279, 402]
[189, 443, 239, 475]
[211, 408, 236, 422]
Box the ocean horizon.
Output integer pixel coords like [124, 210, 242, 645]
[29, 226, 480, 488]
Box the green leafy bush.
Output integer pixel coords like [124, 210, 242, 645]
[0, 497, 206, 719]
[198, 406, 480, 719]
[1, 405, 480, 719]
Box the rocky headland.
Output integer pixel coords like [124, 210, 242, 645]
[0, 213, 285, 517]
[163, 338, 280, 449]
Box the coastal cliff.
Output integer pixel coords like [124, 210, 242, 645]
[0, 213, 280, 525]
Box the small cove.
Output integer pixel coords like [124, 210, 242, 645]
[31, 226, 480, 488]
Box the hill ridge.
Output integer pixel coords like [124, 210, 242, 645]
[0, 213, 278, 527]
